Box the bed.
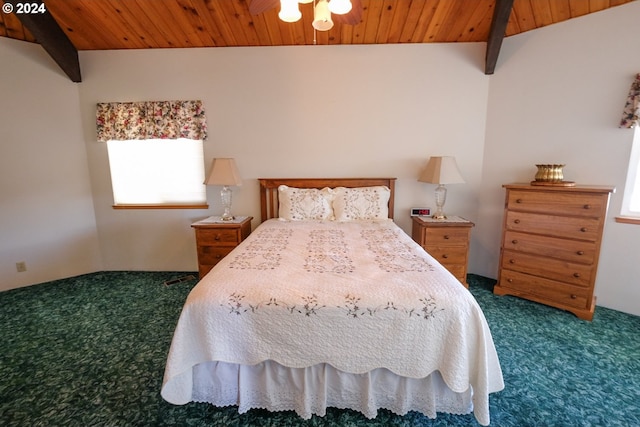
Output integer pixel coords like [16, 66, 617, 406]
[161, 178, 504, 425]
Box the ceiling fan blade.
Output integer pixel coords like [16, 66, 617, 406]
[249, 0, 280, 15]
[332, 0, 363, 25]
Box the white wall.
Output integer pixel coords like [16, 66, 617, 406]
[77, 43, 489, 271]
[0, 38, 102, 290]
[479, 1, 640, 316]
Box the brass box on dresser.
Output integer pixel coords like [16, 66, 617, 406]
[412, 216, 474, 288]
[494, 184, 614, 320]
[192, 216, 252, 279]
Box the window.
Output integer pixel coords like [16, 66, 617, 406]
[106, 138, 207, 208]
[96, 99, 208, 209]
[619, 129, 640, 223]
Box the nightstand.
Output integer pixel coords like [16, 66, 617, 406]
[192, 216, 252, 278]
[411, 216, 474, 288]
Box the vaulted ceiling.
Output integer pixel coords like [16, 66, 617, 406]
[0, 0, 634, 82]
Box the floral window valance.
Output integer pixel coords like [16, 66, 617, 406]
[620, 74, 640, 129]
[96, 100, 207, 141]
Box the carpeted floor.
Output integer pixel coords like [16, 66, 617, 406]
[1, 272, 638, 426]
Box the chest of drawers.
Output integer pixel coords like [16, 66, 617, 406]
[494, 184, 614, 320]
[411, 216, 474, 287]
[192, 216, 252, 278]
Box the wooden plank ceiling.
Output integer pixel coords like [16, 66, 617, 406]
[0, 0, 634, 81]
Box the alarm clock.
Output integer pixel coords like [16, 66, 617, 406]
[410, 207, 431, 217]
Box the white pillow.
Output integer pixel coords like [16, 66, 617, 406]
[278, 185, 335, 221]
[332, 186, 390, 221]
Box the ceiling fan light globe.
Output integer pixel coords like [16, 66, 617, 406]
[312, 18, 334, 31]
[313, 0, 334, 31]
[279, 0, 302, 22]
[328, 0, 352, 15]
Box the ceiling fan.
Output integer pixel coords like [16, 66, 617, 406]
[249, 0, 363, 30]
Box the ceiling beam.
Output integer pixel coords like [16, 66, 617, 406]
[3, 0, 81, 82]
[485, 0, 514, 75]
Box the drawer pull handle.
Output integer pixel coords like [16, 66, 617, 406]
[577, 250, 584, 255]
[580, 227, 587, 232]
[444, 235, 450, 240]
[573, 273, 581, 278]
[215, 254, 222, 259]
[214, 235, 221, 241]
[514, 219, 521, 224]
[571, 294, 577, 299]
[511, 239, 518, 244]
[509, 259, 516, 264]
[516, 198, 523, 203]
[583, 204, 591, 209]
[442, 254, 449, 259]
[507, 278, 513, 283]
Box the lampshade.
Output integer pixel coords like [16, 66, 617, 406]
[328, 0, 352, 15]
[279, 0, 302, 23]
[298, 0, 313, 3]
[204, 158, 243, 187]
[418, 156, 465, 185]
[313, 0, 334, 31]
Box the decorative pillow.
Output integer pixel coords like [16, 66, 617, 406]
[332, 186, 390, 221]
[278, 185, 335, 221]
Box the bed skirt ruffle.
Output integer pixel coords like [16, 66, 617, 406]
[185, 360, 474, 421]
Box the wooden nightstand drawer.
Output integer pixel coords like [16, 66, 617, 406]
[423, 245, 468, 265]
[198, 246, 235, 264]
[444, 265, 466, 281]
[196, 228, 242, 245]
[424, 227, 470, 246]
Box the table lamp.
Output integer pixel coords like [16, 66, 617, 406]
[418, 156, 465, 219]
[204, 158, 243, 221]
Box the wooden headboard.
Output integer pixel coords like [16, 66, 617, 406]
[258, 178, 396, 222]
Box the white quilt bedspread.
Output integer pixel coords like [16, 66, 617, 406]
[162, 219, 504, 425]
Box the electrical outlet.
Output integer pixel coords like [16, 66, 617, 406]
[16, 261, 27, 272]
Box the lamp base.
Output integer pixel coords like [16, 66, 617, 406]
[220, 186, 234, 221]
[432, 184, 447, 220]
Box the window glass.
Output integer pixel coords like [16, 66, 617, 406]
[106, 138, 206, 206]
[621, 129, 640, 217]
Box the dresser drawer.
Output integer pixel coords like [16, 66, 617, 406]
[507, 190, 608, 217]
[424, 227, 470, 246]
[505, 210, 602, 241]
[503, 230, 597, 265]
[501, 249, 593, 287]
[424, 245, 468, 265]
[499, 269, 590, 310]
[196, 228, 241, 245]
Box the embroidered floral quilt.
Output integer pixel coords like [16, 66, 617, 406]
[162, 219, 503, 424]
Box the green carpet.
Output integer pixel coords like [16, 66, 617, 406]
[1, 272, 638, 426]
